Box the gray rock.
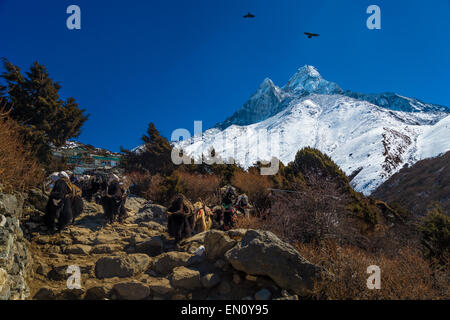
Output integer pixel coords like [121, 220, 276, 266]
[179, 232, 207, 253]
[0, 230, 13, 266]
[150, 251, 191, 275]
[0, 283, 10, 300]
[33, 287, 57, 300]
[136, 221, 166, 233]
[64, 244, 92, 255]
[0, 268, 7, 287]
[95, 254, 151, 279]
[113, 282, 150, 300]
[27, 188, 48, 212]
[225, 229, 326, 295]
[170, 266, 202, 290]
[124, 197, 148, 214]
[94, 232, 120, 245]
[134, 203, 168, 225]
[84, 286, 108, 300]
[70, 228, 94, 245]
[0, 193, 22, 218]
[204, 230, 237, 260]
[148, 277, 175, 296]
[57, 288, 85, 300]
[0, 214, 6, 228]
[36, 263, 50, 276]
[226, 229, 247, 240]
[47, 265, 69, 281]
[135, 235, 164, 257]
[91, 244, 122, 254]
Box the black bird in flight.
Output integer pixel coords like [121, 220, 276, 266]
[304, 32, 320, 39]
[243, 12, 255, 18]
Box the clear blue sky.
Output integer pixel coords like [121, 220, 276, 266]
[1, 0, 449, 152]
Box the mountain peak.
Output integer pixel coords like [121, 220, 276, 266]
[296, 65, 321, 78]
[253, 78, 276, 96]
[259, 77, 275, 89]
[283, 65, 342, 94]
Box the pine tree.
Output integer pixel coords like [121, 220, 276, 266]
[121, 122, 175, 175]
[0, 59, 89, 164]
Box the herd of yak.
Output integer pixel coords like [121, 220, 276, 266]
[43, 171, 128, 232]
[42, 171, 252, 243]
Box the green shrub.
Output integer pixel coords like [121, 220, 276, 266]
[418, 204, 450, 262]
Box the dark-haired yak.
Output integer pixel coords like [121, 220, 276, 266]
[45, 179, 84, 231]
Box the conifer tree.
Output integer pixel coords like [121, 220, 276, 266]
[0, 59, 89, 164]
[121, 122, 175, 175]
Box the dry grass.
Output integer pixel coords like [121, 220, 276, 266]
[235, 183, 449, 300]
[0, 108, 43, 192]
[231, 170, 273, 215]
[296, 241, 449, 300]
[127, 171, 171, 204]
[128, 170, 222, 206]
[175, 170, 221, 205]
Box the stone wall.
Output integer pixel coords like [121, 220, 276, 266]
[0, 189, 32, 300]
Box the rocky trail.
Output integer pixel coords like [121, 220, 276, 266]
[2, 190, 325, 300]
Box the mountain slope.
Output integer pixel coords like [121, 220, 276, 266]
[174, 66, 450, 195]
[372, 150, 450, 217]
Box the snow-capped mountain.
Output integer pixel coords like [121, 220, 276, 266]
[175, 66, 450, 195]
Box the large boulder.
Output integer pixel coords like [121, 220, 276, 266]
[170, 266, 202, 290]
[224, 230, 325, 295]
[124, 197, 148, 215]
[204, 230, 237, 260]
[0, 193, 23, 218]
[95, 254, 151, 279]
[27, 188, 48, 212]
[133, 203, 168, 226]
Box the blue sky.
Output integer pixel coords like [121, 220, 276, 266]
[1, 0, 449, 151]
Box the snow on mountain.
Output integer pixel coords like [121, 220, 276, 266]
[343, 91, 449, 123]
[217, 78, 288, 130]
[283, 65, 343, 95]
[173, 66, 449, 195]
[416, 115, 450, 159]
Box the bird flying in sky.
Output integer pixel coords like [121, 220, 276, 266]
[304, 32, 320, 38]
[243, 12, 255, 18]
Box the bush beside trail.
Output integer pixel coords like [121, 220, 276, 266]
[0, 106, 43, 192]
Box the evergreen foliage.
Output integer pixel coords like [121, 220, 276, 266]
[121, 122, 175, 175]
[0, 59, 89, 165]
